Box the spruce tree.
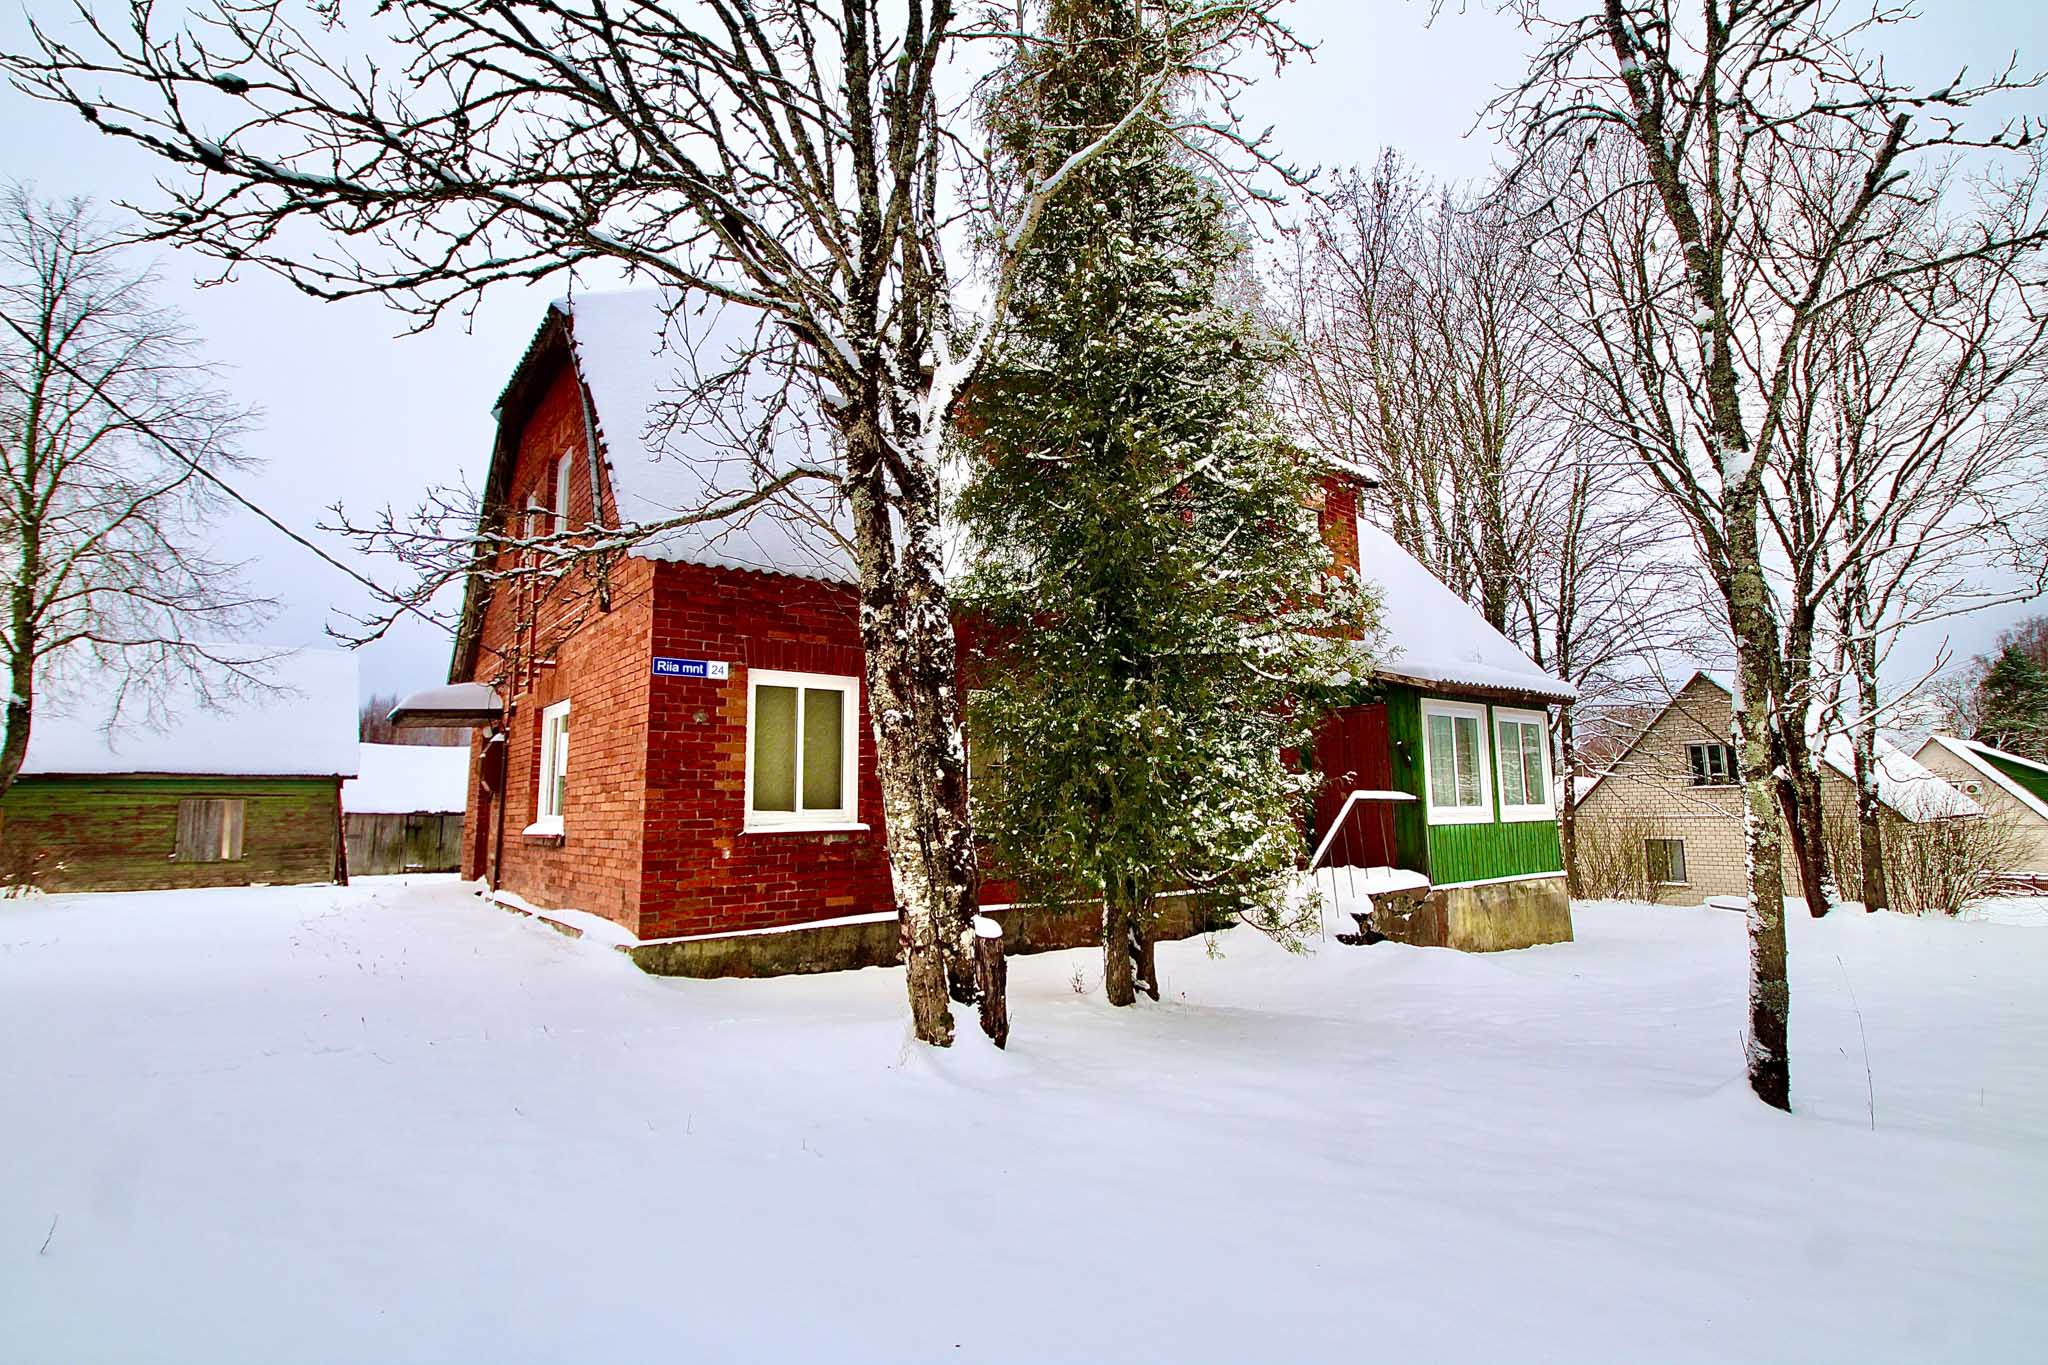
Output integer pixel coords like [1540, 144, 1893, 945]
[960, 0, 1375, 1006]
[1974, 644, 2048, 762]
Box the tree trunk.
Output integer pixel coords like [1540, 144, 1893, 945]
[1135, 896, 1160, 1001]
[975, 920, 1009, 1049]
[1852, 629, 1890, 913]
[842, 401, 991, 1047]
[0, 539, 39, 802]
[1777, 614, 1834, 917]
[1102, 881, 1137, 1007]
[1559, 704, 1581, 897]
[1727, 530, 1792, 1111]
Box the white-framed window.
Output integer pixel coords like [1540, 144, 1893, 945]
[1421, 698, 1492, 825]
[553, 454, 574, 534]
[531, 699, 570, 835]
[1686, 741, 1735, 786]
[746, 669, 859, 829]
[1495, 707, 1554, 822]
[1646, 837, 1688, 886]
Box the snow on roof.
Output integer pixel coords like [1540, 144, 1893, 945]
[1920, 735, 2048, 824]
[1819, 734, 1980, 822]
[19, 647, 359, 779]
[389, 682, 503, 725]
[1351, 521, 1576, 703]
[560, 290, 855, 583]
[343, 743, 470, 814]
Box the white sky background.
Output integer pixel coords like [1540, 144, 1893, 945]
[2, 0, 2044, 703]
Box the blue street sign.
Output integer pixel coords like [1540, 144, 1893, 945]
[652, 657, 730, 680]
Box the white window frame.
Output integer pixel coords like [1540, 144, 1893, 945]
[744, 668, 861, 832]
[1420, 698, 1494, 826]
[552, 454, 574, 535]
[1494, 707, 1555, 823]
[529, 699, 570, 836]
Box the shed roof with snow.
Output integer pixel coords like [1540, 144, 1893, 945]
[343, 743, 471, 815]
[1352, 521, 1576, 704]
[19, 647, 360, 779]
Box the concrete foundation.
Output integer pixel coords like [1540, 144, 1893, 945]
[625, 895, 1231, 979]
[1372, 874, 1574, 952]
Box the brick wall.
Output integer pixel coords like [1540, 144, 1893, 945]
[1, 775, 342, 892]
[458, 359, 654, 932]
[1575, 675, 1872, 904]
[638, 562, 894, 940]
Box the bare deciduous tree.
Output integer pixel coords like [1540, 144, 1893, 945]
[1495, 0, 2048, 1109]
[0, 186, 268, 800]
[6, 0, 1309, 1045]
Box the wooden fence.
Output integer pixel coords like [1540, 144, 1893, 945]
[345, 812, 464, 876]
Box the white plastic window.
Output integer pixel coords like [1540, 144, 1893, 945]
[1495, 708, 1554, 822]
[747, 670, 858, 827]
[553, 455, 574, 535]
[1421, 699, 1492, 826]
[533, 700, 570, 834]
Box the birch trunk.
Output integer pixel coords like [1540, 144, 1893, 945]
[1851, 627, 1890, 912]
[1727, 522, 1793, 1111]
[843, 405, 987, 1047]
[1559, 704, 1581, 897]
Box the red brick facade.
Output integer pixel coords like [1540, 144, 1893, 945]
[457, 340, 1371, 942]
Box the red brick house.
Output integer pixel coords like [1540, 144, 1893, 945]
[400, 290, 1574, 971]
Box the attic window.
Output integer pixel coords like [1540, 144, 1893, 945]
[1686, 742, 1735, 786]
[553, 454, 574, 534]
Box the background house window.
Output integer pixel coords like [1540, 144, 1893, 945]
[1495, 709, 1553, 821]
[1422, 699, 1492, 825]
[1646, 837, 1688, 885]
[1686, 742, 1735, 786]
[748, 670, 857, 826]
[175, 798, 245, 862]
[553, 455, 574, 534]
[533, 700, 570, 834]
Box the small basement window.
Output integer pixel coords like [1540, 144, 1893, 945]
[748, 669, 858, 828]
[176, 798, 245, 862]
[1686, 742, 1735, 786]
[1495, 708, 1554, 822]
[1646, 837, 1688, 886]
[1421, 698, 1492, 826]
[532, 699, 570, 835]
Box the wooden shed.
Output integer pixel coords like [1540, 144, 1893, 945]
[0, 649, 359, 893]
[342, 743, 470, 875]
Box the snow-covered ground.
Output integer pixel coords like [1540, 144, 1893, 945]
[4, 881, 2045, 1363]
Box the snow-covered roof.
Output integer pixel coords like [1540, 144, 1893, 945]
[1352, 521, 1576, 703]
[1818, 734, 1980, 822]
[389, 682, 503, 727]
[343, 743, 470, 814]
[19, 648, 359, 779]
[559, 290, 855, 583]
[1919, 735, 2048, 824]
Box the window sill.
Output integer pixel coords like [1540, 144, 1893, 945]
[741, 821, 870, 836]
[1500, 807, 1555, 824]
[1425, 809, 1493, 827]
[521, 821, 565, 843]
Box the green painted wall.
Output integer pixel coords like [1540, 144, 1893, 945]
[1982, 749, 2048, 805]
[1426, 817, 1563, 886]
[1, 775, 342, 892]
[1382, 683, 1565, 885]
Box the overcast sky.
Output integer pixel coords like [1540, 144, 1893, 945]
[4, 1, 2044, 703]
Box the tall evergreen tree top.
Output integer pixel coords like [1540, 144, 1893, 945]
[1974, 643, 2048, 763]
